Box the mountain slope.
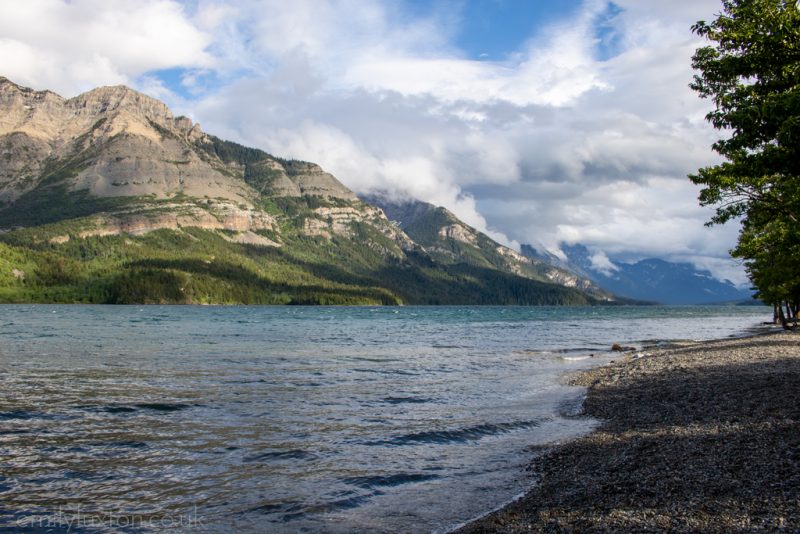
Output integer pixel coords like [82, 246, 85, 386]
[0, 77, 602, 305]
[521, 243, 753, 305]
[364, 195, 612, 300]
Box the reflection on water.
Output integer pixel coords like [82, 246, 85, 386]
[0, 305, 768, 532]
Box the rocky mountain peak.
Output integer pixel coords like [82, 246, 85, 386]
[0, 75, 363, 209]
[67, 84, 174, 128]
[0, 76, 26, 94]
[0, 77, 61, 99]
[0, 79, 199, 144]
[0, 78, 66, 138]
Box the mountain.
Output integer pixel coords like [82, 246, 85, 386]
[521, 243, 753, 305]
[363, 195, 611, 300]
[0, 77, 606, 305]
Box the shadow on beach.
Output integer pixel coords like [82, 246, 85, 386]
[459, 334, 800, 533]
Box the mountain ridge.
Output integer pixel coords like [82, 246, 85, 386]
[521, 243, 753, 305]
[363, 194, 611, 300]
[0, 77, 608, 305]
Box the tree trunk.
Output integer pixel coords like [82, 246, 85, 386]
[779, 303, 790, 330]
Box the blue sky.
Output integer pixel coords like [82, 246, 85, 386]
[0, 0, 745, 283]
[424, 0, 585, 60]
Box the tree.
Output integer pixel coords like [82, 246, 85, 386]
[690, 0, 800, 327]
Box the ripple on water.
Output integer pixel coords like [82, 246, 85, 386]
[367, 419, 547, 446]
[133, 402, 198, 412]
[243, 450, 317, 463]
[342, 473, 440, 489]
[381, 396, 435, 404]
[0, 410, 76, 422]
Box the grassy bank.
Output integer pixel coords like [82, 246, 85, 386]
[458, 330, 800, 533]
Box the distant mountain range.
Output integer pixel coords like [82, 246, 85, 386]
[0, 76, 610, 305]
[521, 243, 754, 305]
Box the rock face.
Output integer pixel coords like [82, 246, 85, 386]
[438, 222, 478, 245]
[85, 201, 278, 237]
[0, 77, 252, 205]
[0, 77, 355, 210]
[301, 203, 414, 248]
[238, 157, 356, 200]
[282, 161, 358, 200]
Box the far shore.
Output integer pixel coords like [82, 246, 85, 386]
[456, 329, 799, 533]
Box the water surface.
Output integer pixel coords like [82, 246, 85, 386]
[0, 305, 769, 532]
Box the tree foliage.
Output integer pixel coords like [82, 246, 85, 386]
[0, 199, 597, 306]
[690, 0, 800, 326]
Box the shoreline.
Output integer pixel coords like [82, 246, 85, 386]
[456, 329, 800, 533]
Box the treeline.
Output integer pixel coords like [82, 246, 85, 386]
[194, 134, 314, 192]
[0, 223, 594, 306]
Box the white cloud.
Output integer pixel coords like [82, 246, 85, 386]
[0, 0, 744, 282]
[0, 0, 212, 95]
[341, 1, 611, 107]
[589, 250, 618, 276]
[184, 0, 740, 279]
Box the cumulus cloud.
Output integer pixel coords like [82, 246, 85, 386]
[340, 12, 610, 106]
[182, 0, 740, 280]
[0, 0, 745, 283]
[0, 0, 212, 95]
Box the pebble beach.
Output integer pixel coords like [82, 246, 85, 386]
[458, 330, 800, 533]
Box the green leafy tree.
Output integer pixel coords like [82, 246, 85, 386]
[690, 0, 800, 326]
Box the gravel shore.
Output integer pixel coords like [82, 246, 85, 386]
[458, 330, 800, 533]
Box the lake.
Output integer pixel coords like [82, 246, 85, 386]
[0, 305, 769, 532]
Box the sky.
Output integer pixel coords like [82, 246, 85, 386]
[0, 0, 747, 284]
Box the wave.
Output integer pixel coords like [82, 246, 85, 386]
[352, 368, 420, 376]
[561, 355, 593, 361]
[77, 402, 200, 414]
[342, 473, 439, 489]
[0, 409, 43, 420]
[133, 402, 197, 412]
[244, 449, 316, 463]
[0, 409, 71, 421]
[102, 405, 138, 414]
[96, 440, 149, 449]
[382, 396, 434, 404]
[366, 419, 544, 446]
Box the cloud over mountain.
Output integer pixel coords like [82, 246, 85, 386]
[0, 0, 744, 283]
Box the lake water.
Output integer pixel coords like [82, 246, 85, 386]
[0, 305, 770, 532]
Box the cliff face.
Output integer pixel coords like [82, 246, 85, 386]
[0, 78, 247, 205]
[0, 78, 355, 210]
